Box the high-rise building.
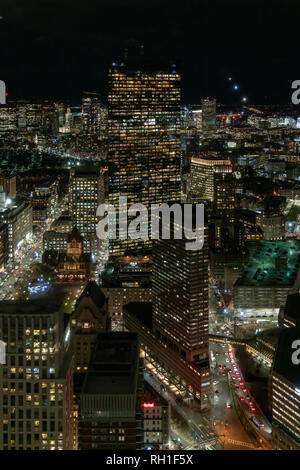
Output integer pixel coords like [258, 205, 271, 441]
[108, 59, 181, 255]
[70, 165, 101, 254]
[82, 92, 103, 138]
[78, 332, 144, 450]
[152, 218, 209, 363]
[271, 326, 300, 450]
[0, 297, 74, 450]
[123, 208, 211, 408]
[201, 98, 216, 137]
[190, 155, 232, 203]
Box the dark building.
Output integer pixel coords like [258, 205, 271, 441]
[78, 332, 144, 450]
[71, 281, 110, 374]
[271, 326, 300, 450]
[108, 58, 181, 256]
[279, 293, 300, 328]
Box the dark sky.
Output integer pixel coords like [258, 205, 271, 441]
[0, 0, 299, 105]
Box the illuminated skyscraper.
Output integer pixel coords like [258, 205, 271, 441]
[82, 92, 106, 138]
[201, 97, 216, 137]
[152, 218, 209, 364]
[190, 155, 233, 204]
[70, 165, 101, 254]
[108, 59, 181, 255]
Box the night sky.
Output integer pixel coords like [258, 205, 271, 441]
[0, 0, 299, 105]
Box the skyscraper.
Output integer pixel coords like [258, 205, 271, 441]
[0, 297, 74, 450]
[201, 97, 216, 137]
[190, 155, 233, 204]
[108, 59, 181, 255]
[82, 92, 105, 138]
[70, 165, 101, 254]
[78, 332, 143, 450]
[152, 216, 209, 363]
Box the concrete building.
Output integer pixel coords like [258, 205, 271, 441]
[271, 326, 300, 450]
[256, 212, 285, 240]
[100, 255, 152, 322]
[0, 200, 32, 259]
[0, 296, 74, 450]
[190, 155, 232, 203]
[69, 165, 101, 255]
[78, 332, 144, 450]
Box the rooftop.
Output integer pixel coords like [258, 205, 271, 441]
[82, 332, 140, 395]
[235, 240, 300, 287]
[0, 292, 65, 315]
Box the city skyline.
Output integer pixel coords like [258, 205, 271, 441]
[0, 0, 300, 456]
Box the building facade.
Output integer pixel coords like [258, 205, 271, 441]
[0, 297, 74, 450]
[78, 332, 144, 450]
[108, 59, 181, 255]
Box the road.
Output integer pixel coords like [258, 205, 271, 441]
[209, 341, 261, 449]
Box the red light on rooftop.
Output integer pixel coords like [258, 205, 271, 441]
[142, 402, 155, 408]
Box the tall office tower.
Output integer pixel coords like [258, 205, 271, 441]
[78, 332, 144, 450]
[70, 165, 101, 254]
[271, 326, 300, 450]
[190, 155, 232, 203]
[108, 59, 181, 256]
[82, 92, 103, 137]
[0, 298, 74, 450]
[213, 172, 236, 220]
[152, 214, 209, 363]
[201, 97, 216, 137]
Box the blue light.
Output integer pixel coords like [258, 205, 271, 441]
[234, 84, 239, 90]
